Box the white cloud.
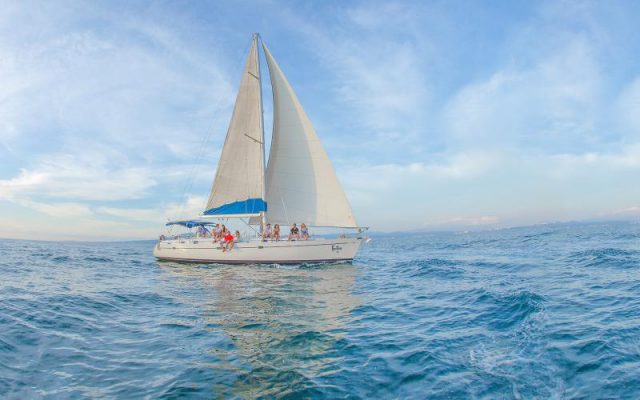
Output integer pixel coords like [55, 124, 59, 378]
[0, 207, 158, 241]
[609, 206, 640, 217]
[96, 195, 207, 223]
[617, 77, 640, 137]
[444, 36, 602, 152]
[616, 206, 640, 214]
[95, 207, 158, 222]
[18, 199, 93, 219]
[431, 215, 500, 227]
[342, 151, 503, 194]
[0, 152, 157, 201]
[272, 1, 431, 156]
[340, 145, 640, 230]
[160, 195, 208, 221]
[0, 1, 235, 160]
[0, 192, 208, 240]
[329, 40, 427, 134]
[548, 143, 640, 176]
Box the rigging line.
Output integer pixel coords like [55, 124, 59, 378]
[173, 116, 221, 224]
[242, 218, 260, 235]
[173, 122, 217, 222]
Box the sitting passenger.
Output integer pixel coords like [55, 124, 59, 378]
[262, 223, 272, 241]
[273, 224, 280, 241]
[222, 231, 235, 252]
[213, 224, 222, 241]
[300, 223, 309, 240]
[219, 225, 228, 243]
[197, 225, 209, 238]
[234, 230, 241, 242]
[289, 223, 300, 241]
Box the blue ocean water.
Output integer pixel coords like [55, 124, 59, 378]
[1, 222, 639, 399]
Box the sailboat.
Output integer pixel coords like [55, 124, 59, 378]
[153, 34, 367, 264]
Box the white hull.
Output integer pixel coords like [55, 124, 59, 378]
[153, 237, 365, 264]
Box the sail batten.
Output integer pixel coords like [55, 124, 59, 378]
[261, 42, 358, 228]
[204, 35, 265, 215]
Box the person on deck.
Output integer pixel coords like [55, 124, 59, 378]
[215, 225, 227, 244]
[273, 224, 280, 241]
[289, 223, 300, 241]
[222, 231, 235, 252]
[198, 225, 210, 238]
[300, 223, 309, 240]
[213, 224, 222, 241]
[262, 223, 272, 241]
[234, 230, 241, 242]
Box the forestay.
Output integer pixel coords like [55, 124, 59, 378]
[261, 42, 358, 228]
[204, 36, 266, 216]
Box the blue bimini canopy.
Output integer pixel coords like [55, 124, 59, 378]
[165, 220, 216, 228]
[203, 198, 267, 216]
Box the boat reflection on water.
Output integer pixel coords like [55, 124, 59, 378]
[157, 262, 360, 396]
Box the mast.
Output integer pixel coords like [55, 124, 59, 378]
[256, 33, 267, 230]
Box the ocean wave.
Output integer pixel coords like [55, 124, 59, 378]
[472, 291, 545, 331]
[519, 230, 557, 242]
[84, 256, 113, 263]
[569, 248, 638, 268]
[393, 258, 463, 279]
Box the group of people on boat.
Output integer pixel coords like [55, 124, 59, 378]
[206, 224, 239, 252]
[262, 222, 309, 241]
[162, 221, 310, 252]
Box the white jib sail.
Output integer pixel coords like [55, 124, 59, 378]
[262, 42, 358, 228]
[205, 35, 265, 215]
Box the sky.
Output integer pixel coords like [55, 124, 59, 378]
[1, 0, 639, 240]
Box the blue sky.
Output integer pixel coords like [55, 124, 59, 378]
[1, 0, 639, 240]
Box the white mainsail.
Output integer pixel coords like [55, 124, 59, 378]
[261, 42, 358, 228]
[204, 35, 266, 216]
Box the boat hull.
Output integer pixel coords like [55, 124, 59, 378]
[153, 237, 365, 264]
